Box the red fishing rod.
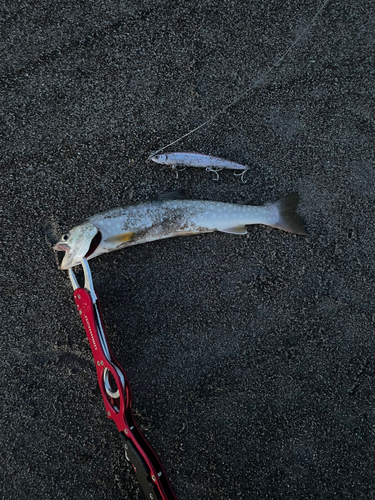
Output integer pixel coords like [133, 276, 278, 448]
[68, 258, 178, 500]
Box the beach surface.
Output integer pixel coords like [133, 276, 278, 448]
[1, 0, 375, 498]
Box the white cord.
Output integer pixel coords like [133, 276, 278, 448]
[150, 0, 331, 158]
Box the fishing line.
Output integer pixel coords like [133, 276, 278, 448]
[149, 0, 330, 158]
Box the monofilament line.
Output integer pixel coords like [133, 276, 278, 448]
[150, 0, 330, 158]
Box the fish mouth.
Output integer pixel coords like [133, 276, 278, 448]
[53, 243, 70, 252]
[54, 230, 103, 270]
[60, 252, 78, 270]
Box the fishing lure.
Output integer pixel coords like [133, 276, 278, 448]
[150, 152, 249, 182]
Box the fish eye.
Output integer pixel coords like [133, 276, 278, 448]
[62, 234, 69, 241]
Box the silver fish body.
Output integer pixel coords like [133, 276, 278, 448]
[54, 193, 306, 269]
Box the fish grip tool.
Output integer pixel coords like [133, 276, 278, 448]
[69, 258, 178, 500]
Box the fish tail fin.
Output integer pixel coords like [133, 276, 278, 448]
[271, 193, 307, 235]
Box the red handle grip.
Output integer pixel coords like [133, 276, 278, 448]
[73, 288, 178, 500]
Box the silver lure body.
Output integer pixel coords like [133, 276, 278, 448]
[151, 152, 248, 171]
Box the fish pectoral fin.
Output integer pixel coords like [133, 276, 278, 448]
[104, 232, 134, 244]
[219, 225, 248, 235]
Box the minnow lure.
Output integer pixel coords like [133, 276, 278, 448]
[150, 152, 249, 182]
[53, 191, 306, 269]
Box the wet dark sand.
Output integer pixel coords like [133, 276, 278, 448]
[1, 0, 375, 498]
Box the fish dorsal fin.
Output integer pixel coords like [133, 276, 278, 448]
[219, 225, 248, 235]
[153, 189, 186, 201]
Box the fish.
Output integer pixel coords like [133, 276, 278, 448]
[53, 191, 306, 270]
[150, 152, 249, 181]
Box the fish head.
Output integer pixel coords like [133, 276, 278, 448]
[53, 222, 99, 269]
[150, 154, 167, 164]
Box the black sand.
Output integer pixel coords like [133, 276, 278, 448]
[1, 0, 375, 498]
